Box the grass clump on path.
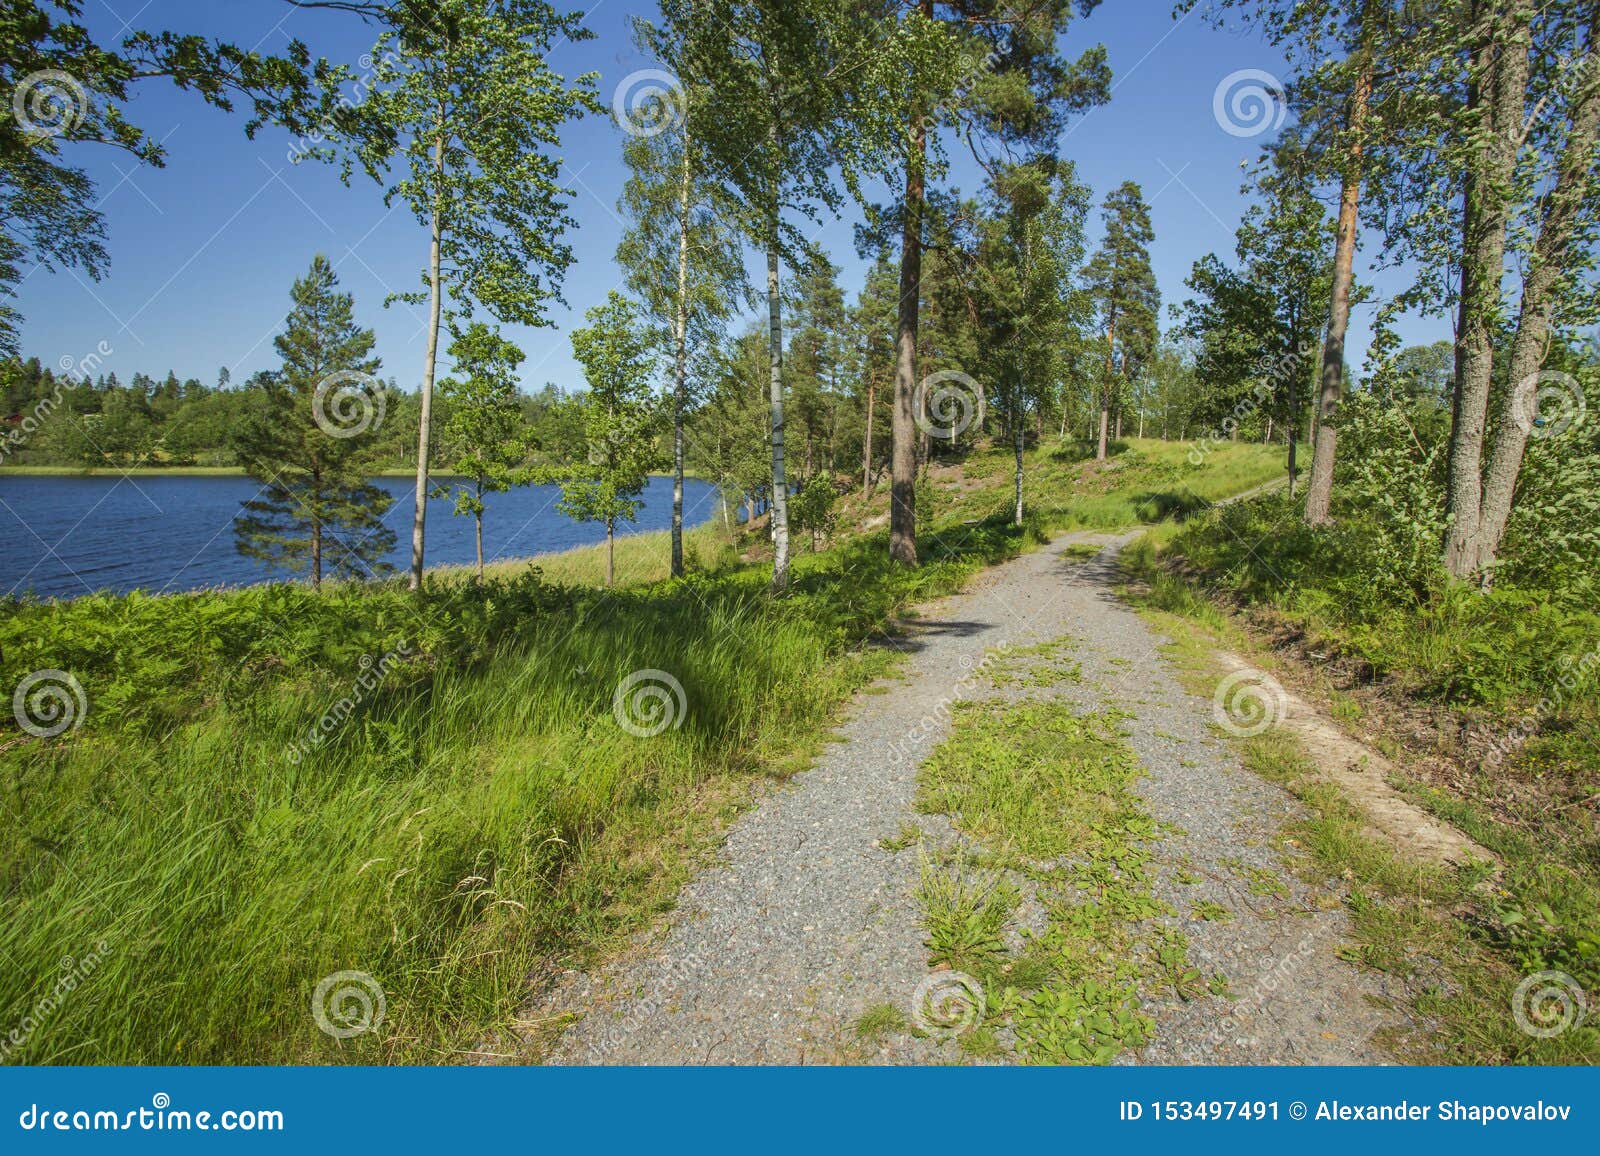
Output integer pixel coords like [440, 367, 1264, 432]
[913, 698, 1172, 1065]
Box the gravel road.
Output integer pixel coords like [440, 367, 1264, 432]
[532, 528, 1407, 1065]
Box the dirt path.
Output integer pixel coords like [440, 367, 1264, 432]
[529, 529, 1425, 1065]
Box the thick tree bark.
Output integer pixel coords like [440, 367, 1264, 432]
[670, 140, 691, 579]
[890, 117, 926, 565]
[1443, 0, 1531, 581]
[409, 129, 446, 593]
[1469, 7, 1600, 577]
[1305, 56, 1370, 525]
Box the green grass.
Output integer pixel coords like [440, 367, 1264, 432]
[1, 520, 1027, 1064]
[442, 521, 739, 589]
[912, 698, 1172, 1064]
[1119, 543, 1600, 1066]
[853, 1003, 908, 1043]
[0, 436, 1280, 1065]
[926, 437, 1288, 535]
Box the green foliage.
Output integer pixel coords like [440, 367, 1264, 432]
[232, 256, 395, 587]
[1328, 390, 1449, 593]
[558, 293, 664, 579]
[0, 0, 334, 356]
[337, 1, 601, 327]
[437, 323, 533, 576]
[915, 697, 1163, 1065]
[1084, 181, 1159, 402]
[789, 473, 839, 550]
[0, 505, 1028, 1064]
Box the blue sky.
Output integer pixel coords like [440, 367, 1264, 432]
[17, 0, 1443, 395]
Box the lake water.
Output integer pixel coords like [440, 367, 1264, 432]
[0, 473, 721, 600]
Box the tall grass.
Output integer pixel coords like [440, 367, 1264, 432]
[1, 520, 1022, 1063]
[1, 442, 1276, 1065]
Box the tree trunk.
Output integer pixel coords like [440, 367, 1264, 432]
[310, 461, 322, 591]
[1443, 0, 1531, 581]
[862, 376, 875, 497]
[670, 138, 691, 579]
[766, 237, 790, 593]
[890, 113, 926, 566]
[606, 519, 614, 587]
[1471, 4, 1599, 575]
[474, 480, 484, 582]
[1305, 55, 1371, 525]
[1285, 377, 1298, 498]
[409, 128, 446, 593]
[1097, 320, 1114, 460]
[1012, 391, 1024, 527]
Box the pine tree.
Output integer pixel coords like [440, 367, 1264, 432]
[974, 159, 1092, 524]
[1084, 182, 1159, 461]
[880, 1, 1110, 566]
[233, 256, 394, 589]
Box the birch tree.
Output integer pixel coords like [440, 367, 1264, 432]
[332, 1, 599, 590]
[613, 51, 748, 578]
[437, 323, 532, 581]
[658, 0, 962, 590]
[562, 292, 664, 587]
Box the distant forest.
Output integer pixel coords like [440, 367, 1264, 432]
[0, 356, 584, 471]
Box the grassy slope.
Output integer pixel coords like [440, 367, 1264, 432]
[0, 438, 1284, 1065]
